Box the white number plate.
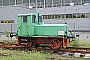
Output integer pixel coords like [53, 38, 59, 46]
[58, 31, 64, 35]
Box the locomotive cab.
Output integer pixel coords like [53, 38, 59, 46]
[18, 13, 43, 37]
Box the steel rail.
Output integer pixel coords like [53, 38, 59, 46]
[67, 47, 90, 50]
[30, 48, 90, 54]
[0, 46, 29, 48]
[0, 45, 90, 54]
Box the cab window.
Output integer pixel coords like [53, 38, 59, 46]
[22, 16, 27, 22]
[38, 16, 42, 22]
[32, 15, 36, 23]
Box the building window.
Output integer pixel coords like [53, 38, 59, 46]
[16, 0, 22, 5]
[0, 20, 14, 24]
[51, 15, 54, 19]
[30, 0, 36, 8]
[81, 13, 85, 18]
[44, 15, 48, 19]
[23, 0, 29, 7]
[9, 0, 15, 5]
[62, 14, 65, 19]
[0, 0, 2, 6]
[73, 14, 77, 18]
[86, 13, 89, 18]
[23, 0, 29, 4]
[55, 14, 61, 19]
[53, 0, 61, 7]
[48, 15, 51, 19]
[62, 0, 70, 6]
[66, 14, 72, 18]
[3, 0, 9, 6]
[4, 20, 8, 23]
[1, 21, 4, 23]
[43, 13, 89, 20]
[37, 0, 44, 8]
[8, 20, 14, 23]
[89, 13, 90, 18]
[45, 0, 52, 7]
[72, 0, 78, 5]
[77, 13, 81, 18]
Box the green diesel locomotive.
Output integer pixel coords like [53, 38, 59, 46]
[10, 13, 75, 49]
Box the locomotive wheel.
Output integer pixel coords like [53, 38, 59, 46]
[27, 42, 33, 47]
[49, 39, 60, 49]
[27, 39, 33, 47]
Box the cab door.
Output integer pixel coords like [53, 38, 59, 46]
[21, 16, 28, 36]
[18, 15, 28, 36]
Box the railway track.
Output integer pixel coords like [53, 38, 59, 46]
[0, 42, 90, 55]
[0, 42, 4, 46]
[0, 45, 90, 54]
[30, 48, 90, 54]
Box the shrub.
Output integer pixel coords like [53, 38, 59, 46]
[70, 39, 79, 46]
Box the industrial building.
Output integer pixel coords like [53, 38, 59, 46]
[0, 0, 90, 40]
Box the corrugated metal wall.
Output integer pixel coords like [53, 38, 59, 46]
[36, 5, 90, 31]
[0, 5, 90, 40]
[0, 6, 35, 32]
